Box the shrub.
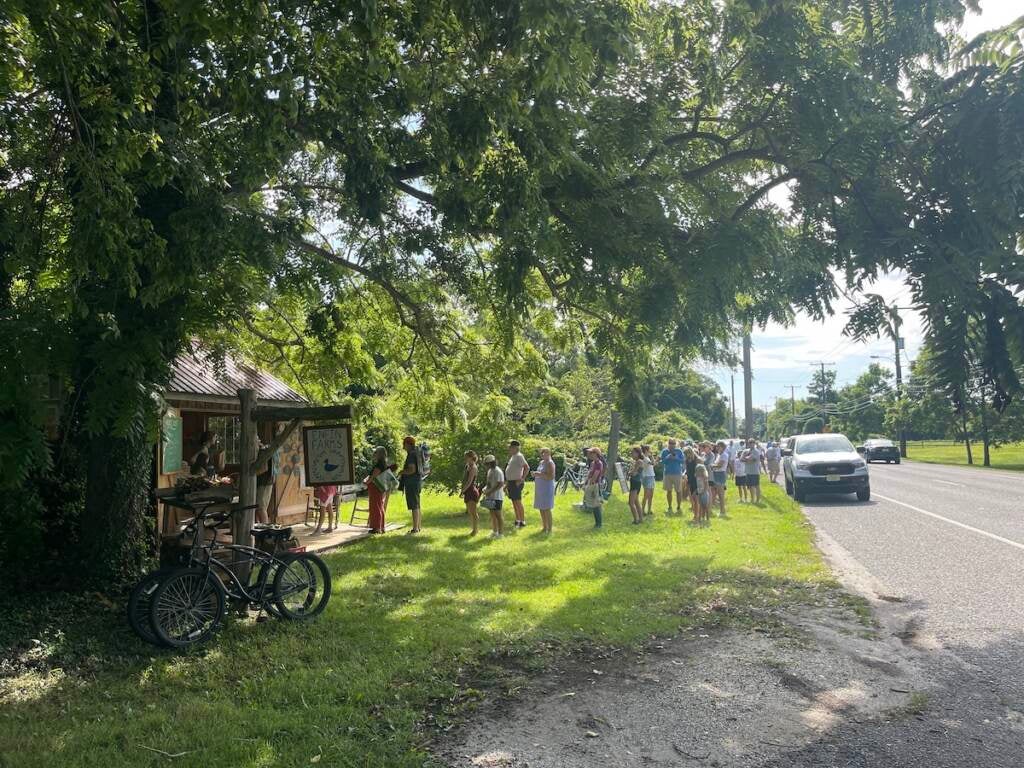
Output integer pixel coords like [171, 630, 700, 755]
[642, 409, 704, 443]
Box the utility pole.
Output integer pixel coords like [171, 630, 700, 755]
[808, 361, 836, 423]
[742, 330, 753, 438]
[890, 306, 907, 458]
[730, 374, 737, 438]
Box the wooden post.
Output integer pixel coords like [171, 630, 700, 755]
[236, 388, 258, 553]
[607, 410, 621, 494]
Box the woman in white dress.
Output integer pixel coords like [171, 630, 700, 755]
[532, 448, 557, 534]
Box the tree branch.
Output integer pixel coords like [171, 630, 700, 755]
[731, 171, 799, 222]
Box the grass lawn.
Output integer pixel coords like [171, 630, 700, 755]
[1, 484, 836, 768]
[906, 441, 1024, 472]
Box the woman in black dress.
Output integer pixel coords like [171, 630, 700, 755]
[684, 447, 700, 525]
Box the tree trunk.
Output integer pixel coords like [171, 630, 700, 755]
[979, 394, 992, 467]
[73, 428, 154, 585]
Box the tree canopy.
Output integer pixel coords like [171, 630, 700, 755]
[3, 0, 1023, 585]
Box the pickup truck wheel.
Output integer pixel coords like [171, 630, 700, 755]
[785, 475, 793, 495]
[856, 486, 871, 502]
[793, 482, 806, 502]
[895, 458, 901, 465]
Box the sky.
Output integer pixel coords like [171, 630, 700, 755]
[703, 0, 1022, 421]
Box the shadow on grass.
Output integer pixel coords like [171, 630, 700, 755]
[0, 491, 836, 767]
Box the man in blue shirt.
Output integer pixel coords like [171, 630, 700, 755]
[660, 438, 686, 514]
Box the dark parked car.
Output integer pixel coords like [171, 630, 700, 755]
[858, 438, 901, 464]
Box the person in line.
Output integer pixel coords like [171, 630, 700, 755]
[505, 440, 530, 529]
[683, 446, 700, 524]
[695, 463, 711, 526]
[462, 450, 480, 536]
[532, 447, 557, 534]
[627, 446, 645, 524]
[640, 444, 656, 516]
[660, 438, 685, 514]
[313, 483, 337, 534]
[255, 442, 280, 524]
[365, 446, 392, 534]
[712, 440, 729, 518]
[765, 440, 782, 483]
[401, 436, 425, 533]
[584, 447, 606, 529]
[733, 448, 748, 502]
[742, 438, 763, 504]
[480, 454, 505, 539]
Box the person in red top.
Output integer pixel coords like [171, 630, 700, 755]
[365, 446, 392, 534]
[313, 483, 338, 534]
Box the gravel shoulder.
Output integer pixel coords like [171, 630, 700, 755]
[434, 524, 1024, 767]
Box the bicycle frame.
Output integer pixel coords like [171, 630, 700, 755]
[180, 506, 292, 607]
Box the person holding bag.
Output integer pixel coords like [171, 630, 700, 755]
[584, 447, 605, 529]
[365, 446, 396, 534]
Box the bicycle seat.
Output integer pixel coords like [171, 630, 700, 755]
[251, 525, 293, 542]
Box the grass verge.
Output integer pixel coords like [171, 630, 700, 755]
[906, 441, 1024, 472]
[1, 484, 835, 767]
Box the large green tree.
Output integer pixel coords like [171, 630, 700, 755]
[5, 0, 1020, 585]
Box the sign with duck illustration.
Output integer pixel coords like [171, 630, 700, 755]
[302, 424, 355, 486]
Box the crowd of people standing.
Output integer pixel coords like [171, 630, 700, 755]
[447, 436, 784, 538]
[313, 434, 784, 540]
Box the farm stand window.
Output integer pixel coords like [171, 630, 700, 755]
[207, 415, 242, 465]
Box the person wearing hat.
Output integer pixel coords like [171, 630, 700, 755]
[401, 436, 425, 533]
[480, 454, 506, 538]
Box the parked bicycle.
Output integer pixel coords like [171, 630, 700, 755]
[556, 458, 589, 494]
[127, 501, 331, 649]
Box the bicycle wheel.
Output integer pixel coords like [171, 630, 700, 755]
[253, 559, 285, 618]
[127, 568, 174, 645]
[273, 553, 331, 620]
[149, 568, 226, 649]
[556, 474, 569, 494]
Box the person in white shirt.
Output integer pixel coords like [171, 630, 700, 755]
[741, 438, 764, 503]
[765, 441, 782, 483]
[505, 440, 531, 529]
[481, 454, 506, 539]
[733, 452, 748, 503]
[640, 445, 657, 516]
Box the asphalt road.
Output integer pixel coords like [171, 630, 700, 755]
[790, 460, 1024, 766]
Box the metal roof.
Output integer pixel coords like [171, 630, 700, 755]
[168, 343, 307, 405]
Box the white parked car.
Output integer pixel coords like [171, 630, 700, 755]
[783, 433, 870, 502]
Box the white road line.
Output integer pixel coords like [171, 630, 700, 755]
[934, 479, 965, 487]
[874, 492, 1024, 553]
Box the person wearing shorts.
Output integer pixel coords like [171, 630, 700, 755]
[640, 445, 656, 516]
[660, 439, 686, 513]
[742, 438, 763, 503]
[712, 440, 729, 517]
[733, 453, 747, 502]
[401, 436, 424, 533]
[481, 454, 506, 538]
[505, 440, 530, 528]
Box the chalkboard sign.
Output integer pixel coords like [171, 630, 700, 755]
[303, 424, 354, 486]
[161, 414, 184, 475]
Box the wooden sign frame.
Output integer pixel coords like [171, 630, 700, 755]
[302, 423, 355, 486]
